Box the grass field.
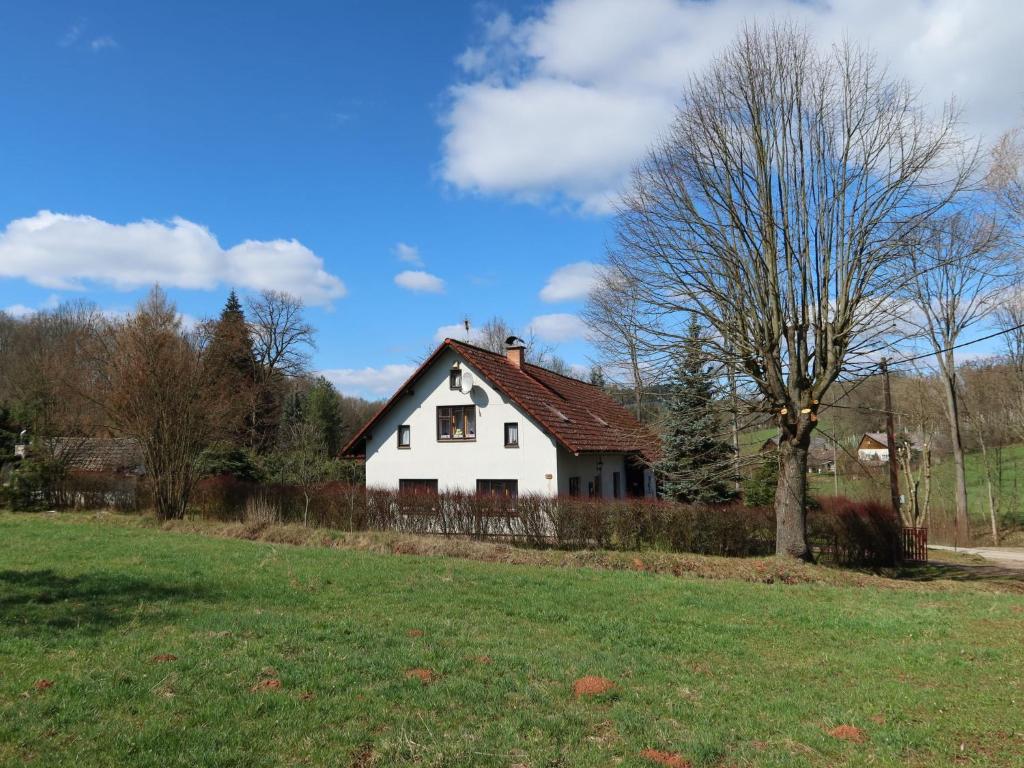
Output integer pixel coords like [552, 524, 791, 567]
[740, 423, 1024, 540]
[2, 512, 1023, 767]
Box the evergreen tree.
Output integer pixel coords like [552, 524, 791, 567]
[205, 290, 257, 443]
[305, 376, 345, 457]
[656, 318, 735, 503]
[281, 387, 305, 430]
[207, 291, 254, 378]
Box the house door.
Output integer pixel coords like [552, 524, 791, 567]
[624, 455, 646, 498]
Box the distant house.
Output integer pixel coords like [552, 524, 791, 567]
[46, 437, 145, 475]
[857, 432, 890, 462]
[760, 435, 835, 474]
[856, 432, 926, 463]
[342, 337, 658, 498]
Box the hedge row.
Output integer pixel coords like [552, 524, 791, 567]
[190, 478, 902, 565]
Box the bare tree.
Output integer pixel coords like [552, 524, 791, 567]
[582, 264, 651, 421]
[989, 127, 1024, 225]
[247, 290, 316, 377]
[611, 22, 973, 558]
[92, 287, 227, 520]
[996, 292, 1024, 373]
[901, 209, 1011, 545]
[0, 301, 105, 446]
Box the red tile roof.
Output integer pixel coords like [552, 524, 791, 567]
[342, 338, 658, 460]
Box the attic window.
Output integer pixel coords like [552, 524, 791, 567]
[449, 367, 462, 390]
[545, 404, 570, 422]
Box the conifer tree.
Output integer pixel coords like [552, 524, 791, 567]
[305, 376, 345, 457]
[656, 317, 735, 503]
[205, 290, 257, 442]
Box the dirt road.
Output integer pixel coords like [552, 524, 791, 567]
[930, 545, 1024, 570]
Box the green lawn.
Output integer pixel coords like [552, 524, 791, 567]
[2, 513, 1023, 767]
[809, 443, 1024, 533]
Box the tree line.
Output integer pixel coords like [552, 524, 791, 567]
[0, 287, 378, 519]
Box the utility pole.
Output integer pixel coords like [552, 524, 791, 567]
[880, 358, 901, 519]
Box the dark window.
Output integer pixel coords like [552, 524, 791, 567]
[399, 479, 438, 494]
[397, 424, 411, 448]
[437, 405, 476, 440]
[568, 476, 580, 497]
[588, 477, 600, 498]
[504, 422, 519, 447]
[449, 368, 462, 390]
[476, 479, 518, 498]
[613, 471, 621, 499]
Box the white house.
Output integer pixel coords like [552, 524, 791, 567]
[342, 337, 658, 498]
[857, 432, 890, 462]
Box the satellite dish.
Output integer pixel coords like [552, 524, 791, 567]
[460, 371, 475, 394]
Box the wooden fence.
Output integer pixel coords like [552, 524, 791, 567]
[901, 527, 928, 562]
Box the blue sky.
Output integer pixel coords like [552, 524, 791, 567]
[1, 1, 1020, 397]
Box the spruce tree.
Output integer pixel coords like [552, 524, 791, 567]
[656, 318, 735, 503]
[205, 290, 257, 443]
[305, 376, 345, 457]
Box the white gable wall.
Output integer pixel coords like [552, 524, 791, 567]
[364, 348, 560, 495]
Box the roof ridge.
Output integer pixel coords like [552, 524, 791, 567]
[446, 337, 591, 385]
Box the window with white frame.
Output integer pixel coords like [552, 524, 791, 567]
[504, 422, 519, 447]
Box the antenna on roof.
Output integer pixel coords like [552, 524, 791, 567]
[463, 316, 471, 336]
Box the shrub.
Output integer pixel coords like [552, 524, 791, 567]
[809, 496, 902, 566]
[1, 457, 66, 511]
[198, 442, 262, 482]
[743, 454, 778, 507]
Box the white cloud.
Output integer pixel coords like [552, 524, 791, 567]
[540, 261, 603, 302]
[3, 304, 36, 319]
[394, 270, 445, 293]
[90, 36, 117, 51]
[2, 299, 196, 330]
[394, 242, 424, 266]
[59, 24, 84, 48]
[321, 364, 416, 398]
[442, 0, 1024, 212]
[0, 211, 346, 306]
[528, 312, 588, 342]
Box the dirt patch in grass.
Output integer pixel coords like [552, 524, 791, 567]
[572, 676, 615, 697]
[827, 725, 867, 743]
[151, 653, 177, 663]
[639, 748, 692, 767]
[406, 629, 424, 638]
[33, 679, 54, 691]
[348, 744, 376, 768]
[405, 668, 435, 684]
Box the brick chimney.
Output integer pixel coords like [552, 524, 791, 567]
[505, 336, 526, 368]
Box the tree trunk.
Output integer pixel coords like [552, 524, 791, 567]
[941, 371, 970, 546]
[775, 437, 811, 560]
[629, 345, 644, 423]
[921, 444, 933, 527]
[978, 438, 999, 546]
